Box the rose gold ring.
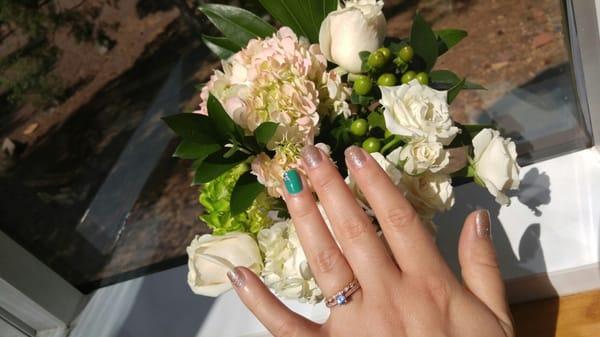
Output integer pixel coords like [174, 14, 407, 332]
[325, 279, 361, 308]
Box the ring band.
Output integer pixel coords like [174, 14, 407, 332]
[325, 279, 361, 308]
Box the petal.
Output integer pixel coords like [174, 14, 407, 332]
[318, 15, 333, 60]
[328, 8, 382, 73]
[472, 128, 495, 161]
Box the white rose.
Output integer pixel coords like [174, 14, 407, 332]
[388, 138, 450, 175]
[187, 233, 263, 297]
[401, 173, 454, 214]
[258, 221, 323, 303]
[472, 128, 520, 205]
[380, 80, 460, 145]
[319, 0, 386, 73]
[346, 152, 402, 207]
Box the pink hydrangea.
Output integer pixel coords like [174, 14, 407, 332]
[199, 27, 348, 197]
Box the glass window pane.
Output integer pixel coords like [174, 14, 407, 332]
[0, 0, 593, 293]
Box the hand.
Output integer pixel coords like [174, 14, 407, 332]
[226, 145, 515, 337]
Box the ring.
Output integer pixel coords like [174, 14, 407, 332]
[325, 279, 361, 308]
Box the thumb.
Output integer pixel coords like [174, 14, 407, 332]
[458, 210, 512, 327]
[227, 267, 319, 337]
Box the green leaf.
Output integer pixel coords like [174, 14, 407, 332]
[258, 0, 337, 43]
[199, 4, 276, 48]
[394, 58, 409, 73]
[322, 0, 338, 17]
[254, 122, 279, 148]
[464, 81, 486, 90]
[174, 141, 220, 160]
[202, 35, 239, 59]
[162, 113, 219, 144]
[467, 165, 476, 178]
[193, 150, 248, 185]
[230, 171, 265, 215]
[430, 70, 486, 91]
[410, 13, 439, 72]
[430, 70, 460, 88]
[436, 29, 467, 54]
[194, 162, 239, 185]
[328, 115, 353, 151]
[447, 77, 466, 104]
[206, 94, 245, 143]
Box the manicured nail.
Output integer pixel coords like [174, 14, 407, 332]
[283, 169, 303, 195]
[475, 209, 491, 239]
[345, 146, 367, 168]
[227, 267, 245, 288]
[302, 145, 323, 168]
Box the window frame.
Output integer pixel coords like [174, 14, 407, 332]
[569, 0, 600, 147]
[1, 0, 599, 334]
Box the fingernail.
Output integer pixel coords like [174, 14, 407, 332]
[301, 145, 323, 168]
[227, 267, 245, 288]
[283, 169, 303, 195]
[475, 209, 491, 239]
[345, 146, 367, 168]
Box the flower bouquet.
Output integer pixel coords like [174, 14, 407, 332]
[163, 0, 520, 303]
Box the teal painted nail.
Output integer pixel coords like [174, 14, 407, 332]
[283, 169, 303, 195]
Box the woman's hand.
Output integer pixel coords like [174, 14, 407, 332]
[226, 145, 515, 337]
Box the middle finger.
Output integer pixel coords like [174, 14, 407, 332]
[300, 145, 396, 284]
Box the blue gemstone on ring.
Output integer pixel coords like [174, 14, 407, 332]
[336, 294, 347, 305]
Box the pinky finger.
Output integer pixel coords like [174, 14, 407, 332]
[228, 267, 320, 337]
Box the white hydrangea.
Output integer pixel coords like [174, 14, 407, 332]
[257, 220, 323, 303]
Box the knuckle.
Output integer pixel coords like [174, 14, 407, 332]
[471, 249, 499, 269]
[384, 208, 418, 232]
[314, 247, 341, 273]
[249, 294, 267, 313]
[338, 219, 370, 241]
[272, 319, 299, 337]
[289, 201, 315, 222]
[424, 276, 453, 313]
[315, 174, 339, 193]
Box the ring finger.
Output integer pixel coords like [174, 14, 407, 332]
[283, 169, 355, 298]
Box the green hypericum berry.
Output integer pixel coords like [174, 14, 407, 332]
[350, 118, 369, 137]
[401, 70, 417, 84]
[398, 45, 414, 62]
[416, 72, 429, 85]
[362, 137, 381, 153]
[377, 47, 392, 61]
[377, 73, 397, 87]
[367, 51, 387, 69]
[353, 75, 373, 96]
